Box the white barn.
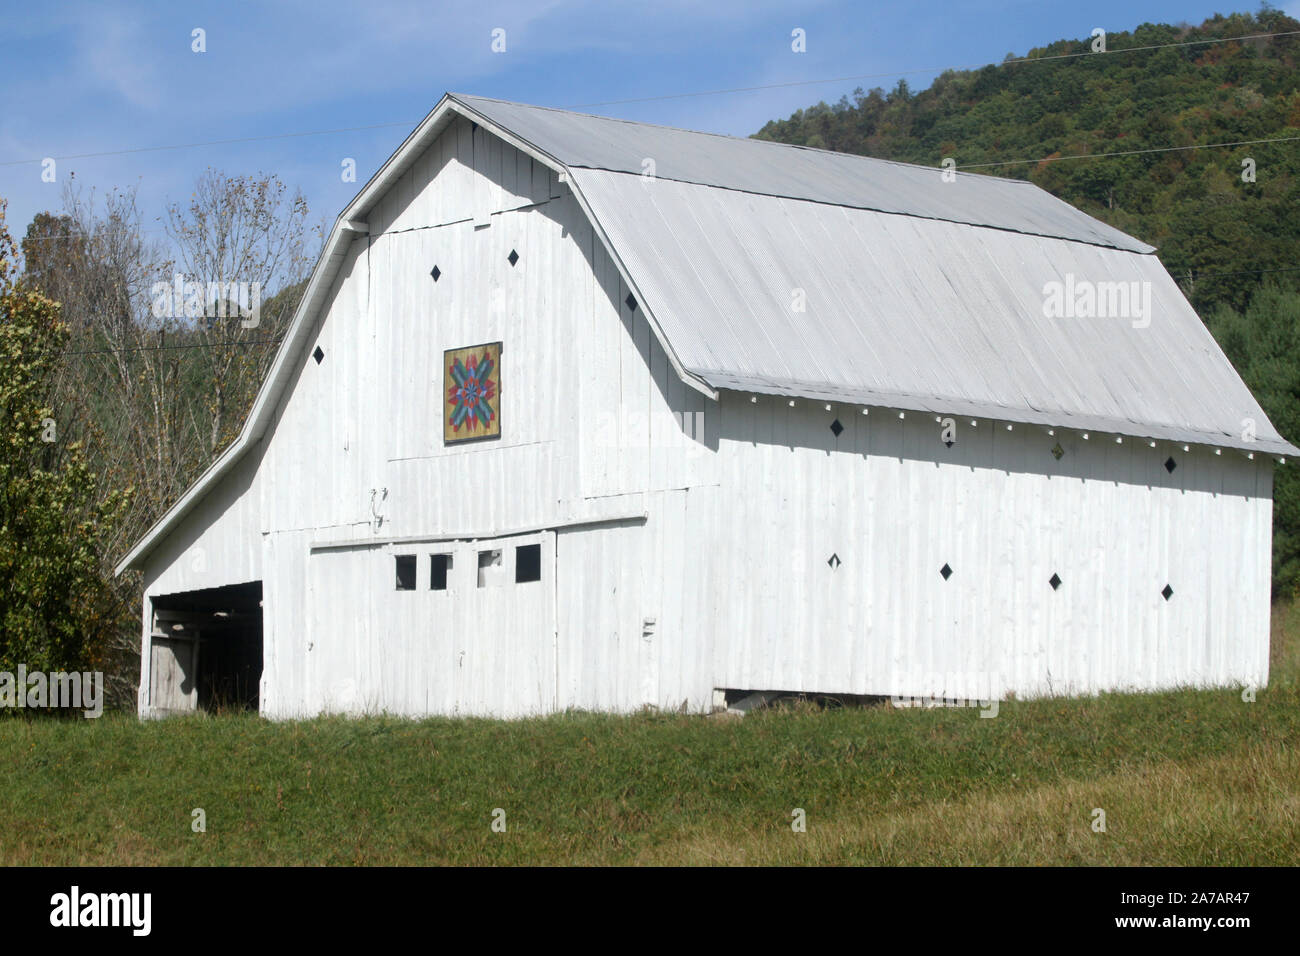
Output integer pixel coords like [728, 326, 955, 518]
[117, 93, 1298, 719]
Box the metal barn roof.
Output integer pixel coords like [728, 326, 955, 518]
[117, 93, 1295, 573]
[575, 170, 1289, 452]
[451, 93, 1293, 457]
[450, 94, 1152, 253]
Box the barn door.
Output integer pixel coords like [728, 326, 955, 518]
[148, 625, 200, 713]
[452, 531, 556, 717]
[305, 546, 375, 714]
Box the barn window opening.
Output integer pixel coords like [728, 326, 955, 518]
[1049, 572, 1062, 591]
[430, 265, 441, 282]
[516, 544, 542, 583]
[395, 555, 416, 590]
[477, 549, 502, 588]
[508, 249, 519, 267]
[1165, 456, 1177, 473]
[940, 563, 953, 580]
[430, 553, 452, 591]
[1162, 584, 1174, 601]
[1051, 442, 1065, 460]
[830, 418, 844, 438]
[312, 345, 325, 365]
[625, 292, 637, 312]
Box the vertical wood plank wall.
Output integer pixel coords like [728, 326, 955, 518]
[139, 117, 1275, 718]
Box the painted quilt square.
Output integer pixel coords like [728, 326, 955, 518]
[444, 342, 501, 443]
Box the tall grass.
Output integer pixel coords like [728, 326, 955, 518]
[2, 602, 1297, 865]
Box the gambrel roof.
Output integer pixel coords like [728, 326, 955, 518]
[117, 92, 1296, 573]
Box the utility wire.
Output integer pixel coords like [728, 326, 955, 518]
[17, 130, 1300, 246]
[63, 334, 285, 357]
[12, 28, 1300, 284]
[567, 30, 1300, 108]
[0, 122, 412, 168]
[956, 134, 1300, 169]
[1171, 264, 1300, 282]
[4, 29, 1297, 169]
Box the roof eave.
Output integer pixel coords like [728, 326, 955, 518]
[704, 376, 1300, 459]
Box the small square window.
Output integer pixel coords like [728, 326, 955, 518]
[516, 543, 541, 583]
[430, 553, 452, 591]
[477, 549, 502, 588]
[395, 554, 416, 591]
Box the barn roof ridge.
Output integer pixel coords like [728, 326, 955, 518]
[450, 91, 1039, 183]
[447, 92, 1155, 255]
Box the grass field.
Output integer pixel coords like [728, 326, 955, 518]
[3, 603, 1298, 865]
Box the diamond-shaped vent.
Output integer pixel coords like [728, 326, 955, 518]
[430, 265, 441, 282]
[508, 249, 519, 267]
[312, 346, 324, 365]
[625, 293, 637, 312]
[1162, 584, 1174, 601]
[1165, 456, 1177, 473]
[827, 553, 841, 570]
[1049, 572, 1062, 591]
[1051, 442, 1064, 460]
[830, 419, 844, 438]
[940, 563, 953, 581]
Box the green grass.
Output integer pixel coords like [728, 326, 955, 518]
[3, 604, 1299, 865]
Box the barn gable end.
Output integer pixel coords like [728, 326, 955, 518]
[130, 105, 711, 716]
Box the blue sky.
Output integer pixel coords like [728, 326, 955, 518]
[0, 0, 1289, 263]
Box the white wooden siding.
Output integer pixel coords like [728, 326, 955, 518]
[139, 113, 1276, 721]
[705, 394, 1272, 701]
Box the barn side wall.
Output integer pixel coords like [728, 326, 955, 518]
[697, 394, 1273, 700]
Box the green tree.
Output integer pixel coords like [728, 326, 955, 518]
[0, 200, 130, 683]
[1205, 284, 1300, 596]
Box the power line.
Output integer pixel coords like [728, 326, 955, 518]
[9, 27, 1300, 265]
[16, 128, 1300, 245]
[1171, 264, 1300, 282]
[5, 29, 1298, 169]
[956, 134, 1300, 169]
[0, 122, 412, 169]
[64, 335, 285, 357]
[567, 30, 1300, 108]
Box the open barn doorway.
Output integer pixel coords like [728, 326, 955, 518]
[150, 582, 263, 714]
